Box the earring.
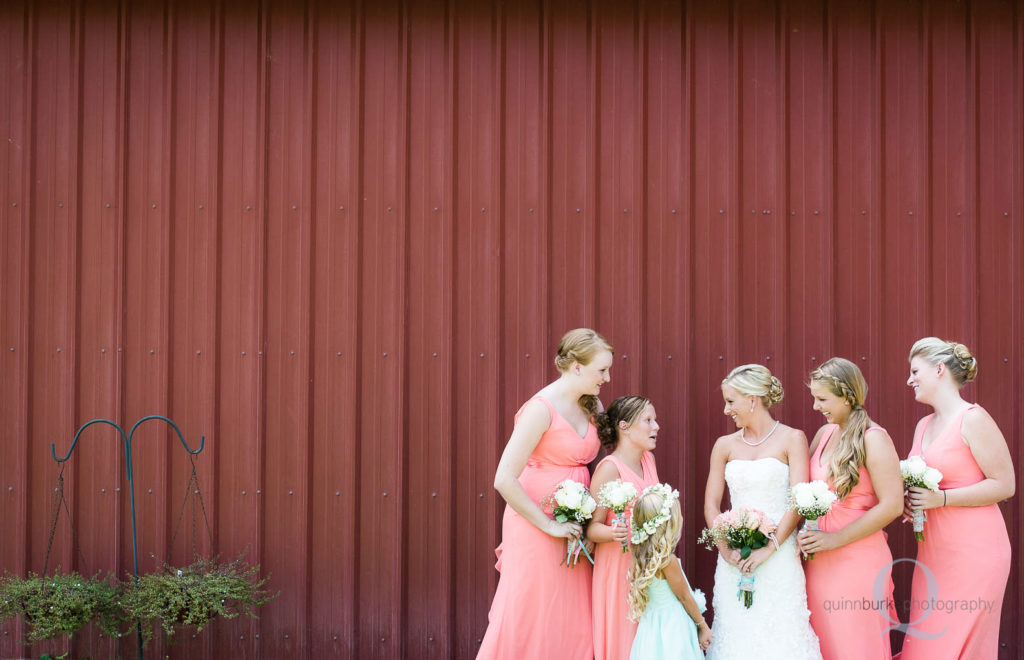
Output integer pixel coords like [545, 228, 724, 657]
[749, 401, 755, 412]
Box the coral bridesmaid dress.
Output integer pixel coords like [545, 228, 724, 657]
[804, 425, 897, 660]
[478, 396, 601, 660]
[591, 451, 659, 660]
[899, 405, 1011, 660]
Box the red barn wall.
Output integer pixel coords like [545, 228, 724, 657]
[0, 0, 1021, 657]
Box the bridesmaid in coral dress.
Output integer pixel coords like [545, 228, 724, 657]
[587, 396, 661, 660]
[899, 338, 1015, 660]
[479, 328, 614, 660]
[798, 358, 903, 660]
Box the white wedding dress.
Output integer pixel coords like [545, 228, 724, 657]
[706, 458, 822, 660]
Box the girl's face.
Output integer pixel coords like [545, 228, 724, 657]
[907, 356, 941, 403]
[621, 403, 659, 452]
[721, 383, 755, 428]
[810, 380, 848, 426]
[575, 349, 613, 396]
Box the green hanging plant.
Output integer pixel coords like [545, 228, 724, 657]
[0, 571, 129, 643]
[124, 556, 276, 639]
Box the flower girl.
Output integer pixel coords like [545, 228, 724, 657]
[627, 484, 712, 659]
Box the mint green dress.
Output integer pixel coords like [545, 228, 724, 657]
[629, 562, 704, 660]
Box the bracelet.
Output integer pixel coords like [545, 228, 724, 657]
[769, 533, 780, 552]
[943, 490, 947, 506]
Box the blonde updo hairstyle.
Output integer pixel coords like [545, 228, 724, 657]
[722, 364, 784, 409]
[909, 337, 978, 388]
[594, 396, 650, 451]
[626, 490, 682, 622]
[554, 328, 614, 419]
[809, 357, 872, 500]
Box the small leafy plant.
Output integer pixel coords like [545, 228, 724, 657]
[124, 556, 275, 638]
[0, 571, 127, 643]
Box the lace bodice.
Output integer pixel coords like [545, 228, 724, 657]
[724, 458, 791, 522]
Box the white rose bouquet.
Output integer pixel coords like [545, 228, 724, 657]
[597, 479, 639, 553]
[789, 480, 838, 560]
[900, 456, 943, 541]
[544, 479, 597, 566]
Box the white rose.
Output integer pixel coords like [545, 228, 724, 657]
[582, 494, 597, 516]
[809, 480, 831, 499]
[903, 456, 927, 478]
[794, 489, 815, 509]
[923, 467, 943, 489]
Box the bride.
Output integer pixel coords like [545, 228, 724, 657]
[703, 364, 822, 659]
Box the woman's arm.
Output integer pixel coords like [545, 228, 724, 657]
[909, 407, 1015, 509]
[585, 460, 629, 544]
[799, 428, 903, 554]
[704, 438, 740, 567]
[493, 399, 577, 539]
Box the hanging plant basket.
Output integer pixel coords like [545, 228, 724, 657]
[0, 571, 129, 643]
[124, 556, 276, 639]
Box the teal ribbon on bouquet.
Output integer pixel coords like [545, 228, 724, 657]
[615, 512, 629, 553]
[566, 538, 594, 567]
[736, 574, 756, 608]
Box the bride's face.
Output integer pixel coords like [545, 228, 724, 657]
[721, 384, 754, 428]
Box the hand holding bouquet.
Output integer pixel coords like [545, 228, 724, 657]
[699, 508, 777, 608]
[544, 479, 597, 566]
[900, 456, 943, 541]
[789, 480, 838, 560]
[597, 479, 639, 553]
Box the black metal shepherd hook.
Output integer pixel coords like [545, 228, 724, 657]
[51, 415, 205, 660]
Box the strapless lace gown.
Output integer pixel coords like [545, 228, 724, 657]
[706, 458, 822, 660]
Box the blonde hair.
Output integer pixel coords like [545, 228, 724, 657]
[554, 328, 614, 418]
[722, 364, 784, 408]
[809, 357, 870, 499]
[627, 491, 682, 621]
[909, 337, 978, 387]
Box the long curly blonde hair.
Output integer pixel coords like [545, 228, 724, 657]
[810, 357, 871, 499]
[627, 490, 682, 621]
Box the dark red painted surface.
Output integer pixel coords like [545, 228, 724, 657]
[0, 1, 1020, 657]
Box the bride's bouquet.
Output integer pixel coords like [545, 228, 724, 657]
[597, 479, 639, 553]
[789, 480, 838, 560]
[900, 456, 943, 541]
[699, 508, 777, 608]
[544, 479, 597, 566]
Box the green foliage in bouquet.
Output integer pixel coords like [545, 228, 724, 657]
[0, 571, 128, 643]
[123, 556, 276, 638]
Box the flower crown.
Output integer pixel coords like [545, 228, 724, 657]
[630, 483, 680, 545]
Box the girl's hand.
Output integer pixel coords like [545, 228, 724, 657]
[697, 621, 713, 651]
[908, 486, 943, 511]
[797, 529, 839, 555]
[902, 489, 915, 519]
[611, 520, 630, 545]
[738, 545, 773, 573]
[547, 519, 583, 541]
[716, 542, 741, 567]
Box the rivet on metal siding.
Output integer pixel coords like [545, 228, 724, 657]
[199, 204, 204, 209]
[382, 492, 388, 497]
[58, 202, 64, 208]
[10, 202, 16, 207]
[1004, 358, 1009, 363]
[623, 208, 628, 213]
[861, 210, 867, 215]
[240, 636, 245, 640]
[529, 208, 534, 212]
[524, 353, 530, 358]
[622, 354, 628, 359]
[196, 350, 201, 355]
[8, 347, 13, 351]
[259, 351, 263, 355]
[751, 209, 756, 214]
[7, 487, 12, 492]
[432, 352, 438, 357]
[106, 203, 111, 208]
[719, 209, 724, 214]
[101, 488, 106, 493]
[116, 487, 120, 492]
[576, 208, 581, 213]
[382, 352, 388, 357]
[246, 205, 252, 211]
[335, 491, 340, 496]
[242, 490, 246, 495]
[150, 349, 155, 354]
[813, 210, 820, 215]
[285, 634, 290, 639]
[292, 205, 298, 211]
[791, 211, 796, 216]
[387, 206, 392, 212]
[766, 356, 771, 360]
[339, 206, 345, 211]
[956, 211, 961, 216]
[56, 348, 62, 353]
[255, 633, 260, 639]
[861, 356, 866, 361]
[290, 350, 295, 355]
[478, 493, 484, 498]
[481, 208, 486, 213]
[333, 636, 338, 641]
[147, 489, 153, 494]
[671, 209, 677, 214]
[811, 356, 817, 361]
[242, 351, 246, 356]
[256, 489, 262, 494]
[337, 352, 342, 356]
[479, 353, 485, 357]
[432, 492, 437, 497]
[429, 636, 434, 641]
[288, 490, 293, 495]
[667, 355, 673, 360]
[433, 207, 439, 212]
[718, 355, 723, 360]
[763, 210, 771, 215]
[151, 203, 157, 208]
[381, 637, 386, 643]
[907, 211, 914, 216]
[1004, 212, 1010, 217]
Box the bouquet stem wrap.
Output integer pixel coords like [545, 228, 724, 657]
[911, 508, 926, 542]
[802, 518, 819, 560]
[566, 538, 594, 567]
[615, 512, 629, 554]
[736, 574, 755, 609]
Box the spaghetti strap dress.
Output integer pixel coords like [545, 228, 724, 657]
[478, 395, 601, 660]
[592, 451, 659, 660]
[804, 425, 897, 660]
[898, 405, 1011, 660]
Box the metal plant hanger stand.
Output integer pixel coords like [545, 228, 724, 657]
[51, 415, 205, 660]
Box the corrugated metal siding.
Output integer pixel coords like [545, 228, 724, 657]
[0, 0, 1021, 657]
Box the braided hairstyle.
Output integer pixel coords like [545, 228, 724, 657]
[554, 328, 614, 419]
[722, 364, 785, 409]
[909, 337, 978, 388]
[809, 357, 871, 499]
[594, 396, 651, 451]
[626, 489, 682, 621]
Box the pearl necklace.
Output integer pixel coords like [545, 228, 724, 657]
[741, 419, 780, 447]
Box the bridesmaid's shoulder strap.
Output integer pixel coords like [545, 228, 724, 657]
[514, 395, 555, 422]
[595, 454, 623, 475]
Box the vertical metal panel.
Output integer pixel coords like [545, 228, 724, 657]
[0, 1, 1021, 658]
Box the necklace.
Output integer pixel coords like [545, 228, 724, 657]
[741, 419, 780, 447]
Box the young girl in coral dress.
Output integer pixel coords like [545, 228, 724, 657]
[798, 357, 903, 660]
[627, 484, 712, 659]
[899, 338, 1015, 660]
[478, 328, 613, 660]
[588, 396, 662, 659]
